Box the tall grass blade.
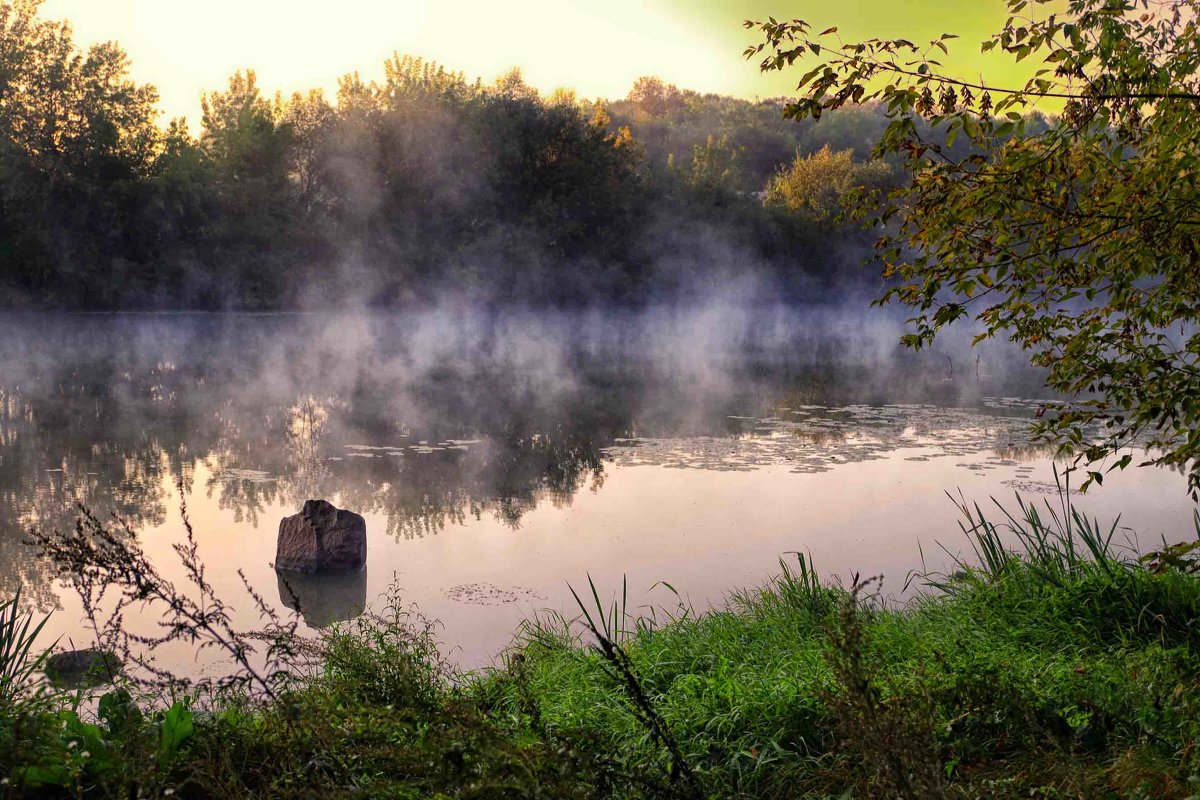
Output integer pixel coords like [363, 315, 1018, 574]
[0, 588, 55, 705]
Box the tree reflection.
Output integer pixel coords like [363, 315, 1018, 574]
[0, 313, 1052, 606]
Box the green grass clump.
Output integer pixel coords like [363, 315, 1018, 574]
[2, 496, 1199, 798]
[498, 501, 1200, 798]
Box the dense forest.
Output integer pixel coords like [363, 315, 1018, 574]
[0, 1, 921, 309]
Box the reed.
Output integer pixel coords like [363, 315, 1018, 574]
[0, 589, 52, 708]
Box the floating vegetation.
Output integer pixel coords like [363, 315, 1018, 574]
[1002, 478, 1081, 495]
[213, 468, 276, 484]
[981, 396, 1060, 411]
[604, 403, 1046, 476]
[444, 583, 546, 606]
[345, 444, 407, 457]
[391, 438, 484, 455]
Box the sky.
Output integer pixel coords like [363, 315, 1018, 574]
[41, 0, 1038, 123]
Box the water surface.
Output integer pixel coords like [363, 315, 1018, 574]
[1, 310, 1194, 674]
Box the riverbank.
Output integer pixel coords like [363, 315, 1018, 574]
[3, 498, 1199, 798]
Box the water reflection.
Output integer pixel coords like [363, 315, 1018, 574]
[276, 569, 368, 628]
[0, 310, 1055, 608]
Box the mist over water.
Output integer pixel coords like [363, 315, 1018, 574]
[1, 307, 1194, 671]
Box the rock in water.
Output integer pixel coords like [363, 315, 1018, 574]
[45, 648, 120, 687]
[275, 499, 366, 574]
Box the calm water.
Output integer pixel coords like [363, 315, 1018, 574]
[1, 310, 1195, 675]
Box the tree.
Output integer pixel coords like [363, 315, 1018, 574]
[0, 2, 158, 178]
[491, 67, 538, 102]
[279, 88, 334, 216]
[626, 76, 687, 118]
[748, 0, 1200, 493]
[683, 133, 745, 193]
[765, 144, 893, 220]
[199, 70, 296, 305]
[199, 70, 288, 180]
[0, 0, 162, 302]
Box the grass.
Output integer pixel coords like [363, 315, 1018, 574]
[2, 494, 1199, 798]
[0, 589, 52, 707]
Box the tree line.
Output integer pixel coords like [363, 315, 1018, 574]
[0, 0, 912, 310]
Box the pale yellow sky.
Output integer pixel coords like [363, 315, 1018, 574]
[42, 0, 736, 122]
[41, 0, 1026, 124]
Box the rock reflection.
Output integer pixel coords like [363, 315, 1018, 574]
[276, 568, 368, 628]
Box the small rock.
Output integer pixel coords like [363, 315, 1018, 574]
[44, 649, 120, 688]
[275, 499, 366, 574]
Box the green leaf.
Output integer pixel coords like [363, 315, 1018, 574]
[14, 764, 72, 788]
[158, 701, 195, 764]
[99, 688, 143, 737]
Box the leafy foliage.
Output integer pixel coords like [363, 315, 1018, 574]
[764, 144, 895, 220]
[748, 0, 1200, 492]
[678, 133, 744, 195]
[608, 76, 893, 190]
